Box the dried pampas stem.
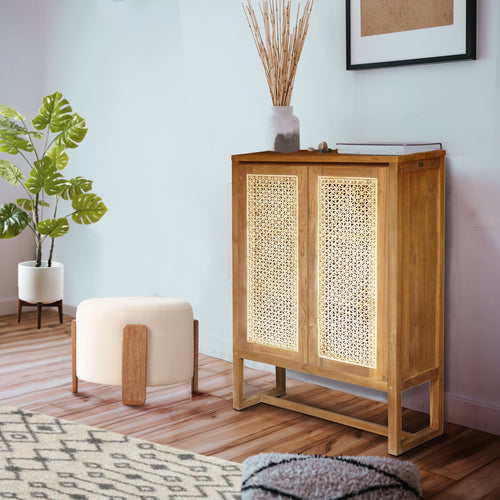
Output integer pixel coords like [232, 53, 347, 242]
[243, 0, 314, 106]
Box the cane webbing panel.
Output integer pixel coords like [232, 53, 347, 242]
[246, 174, 299, 352]
[317, 176, 377, 368]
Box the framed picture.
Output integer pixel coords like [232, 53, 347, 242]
[346, 0, 477, 70]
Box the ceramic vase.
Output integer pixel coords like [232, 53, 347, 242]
[267, 106, 300, 153]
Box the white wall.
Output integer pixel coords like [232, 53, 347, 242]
[0, 0, 498, 435]
[0, 1, 49, 313]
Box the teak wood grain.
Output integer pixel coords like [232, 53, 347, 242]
[232, 150, 446, 455]
[0, 311, 499, 498]
[122, 324, 148, 406]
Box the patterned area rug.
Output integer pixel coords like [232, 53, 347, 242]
[0, 405, 242, 499]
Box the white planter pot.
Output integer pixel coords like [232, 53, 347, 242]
[18, 261, 64, 304]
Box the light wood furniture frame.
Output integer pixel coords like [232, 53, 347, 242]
[232, 150, 445, 455]
[72, 319, 199, 406]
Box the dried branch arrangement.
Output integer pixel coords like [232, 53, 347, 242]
[243, 0, 314, 106]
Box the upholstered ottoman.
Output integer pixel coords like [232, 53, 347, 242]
[71, 297, 198, 406]
[241, 453, 422, 499]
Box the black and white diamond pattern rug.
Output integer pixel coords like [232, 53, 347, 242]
[0, 405, 242, 499]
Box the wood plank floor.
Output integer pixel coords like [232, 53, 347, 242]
[1, 311, 499, 499]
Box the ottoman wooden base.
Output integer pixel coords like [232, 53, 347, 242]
[72, 319, 199, 406]
[71, 297, 198, 406]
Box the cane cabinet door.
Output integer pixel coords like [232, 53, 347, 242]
[233, 163, 308, 364]
[308, 165, 389, 384]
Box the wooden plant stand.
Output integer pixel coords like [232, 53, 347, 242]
[17, 298, 63, 329]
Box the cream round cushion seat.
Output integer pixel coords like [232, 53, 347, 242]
[74, 297, 195, 400]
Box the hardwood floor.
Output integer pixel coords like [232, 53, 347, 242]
[1, 310, 499, 499]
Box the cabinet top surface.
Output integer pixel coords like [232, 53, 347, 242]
[232, 149, 446, 165]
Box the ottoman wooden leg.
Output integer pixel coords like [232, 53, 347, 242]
[192, 319, 199, 395]
[71, 320, 78, 393]
[122, 324, 148, 406]
[17, 299, 22, 323]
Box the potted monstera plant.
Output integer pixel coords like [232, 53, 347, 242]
[0, 91, 107, 314]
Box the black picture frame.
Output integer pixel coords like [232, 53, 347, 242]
[346, 0, 477, 70]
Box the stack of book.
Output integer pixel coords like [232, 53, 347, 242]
[336, 142, 443, 155]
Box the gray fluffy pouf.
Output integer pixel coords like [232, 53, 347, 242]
[241, 453, 423, 499]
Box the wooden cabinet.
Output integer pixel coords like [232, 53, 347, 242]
[232, 150, 445, 455]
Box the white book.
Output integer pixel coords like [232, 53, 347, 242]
[336, 142, 443, 155]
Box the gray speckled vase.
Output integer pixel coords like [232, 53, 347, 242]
[267, 106, 300, 153]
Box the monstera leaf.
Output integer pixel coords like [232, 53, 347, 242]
[32, 91, 73, 133]
[0, 116, 34, 154]
[0, 115, 26, 135]
[0, 105, 25, 121]
[46, 146, 69, 170]
[25, 156, 65, 196]
[25, 157, 53, 194]
[71, 193, 107, 224]
[0, 203, 29, 239]
[0, 159, 25, 185]
[37, 217, 69, 238]
[60, 177, 92, 201]
[55, 113, 87, 149]
[0, 135, 33, 154]
[0, 110, 41, 154]
[43, 169, 66, 196]
[16, 198, 49, 211]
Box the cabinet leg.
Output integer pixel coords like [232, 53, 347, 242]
[233, 355, 245, 409]
[233, 358, 289, 410]
[276, 366, 286, 396]
[430, 371, 444, 433]
[387, 375, 445, 455]
[387, 386, 403, 456]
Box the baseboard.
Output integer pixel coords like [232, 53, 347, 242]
[286, 369, 387, 403]
[0, 297, 17, 316]
[63, 304, 76, 317]
[403, 385, 500, 435]
[0, 297, 77, 319]
[199, 333, 233, 364]
[444, 394, 500, 435]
